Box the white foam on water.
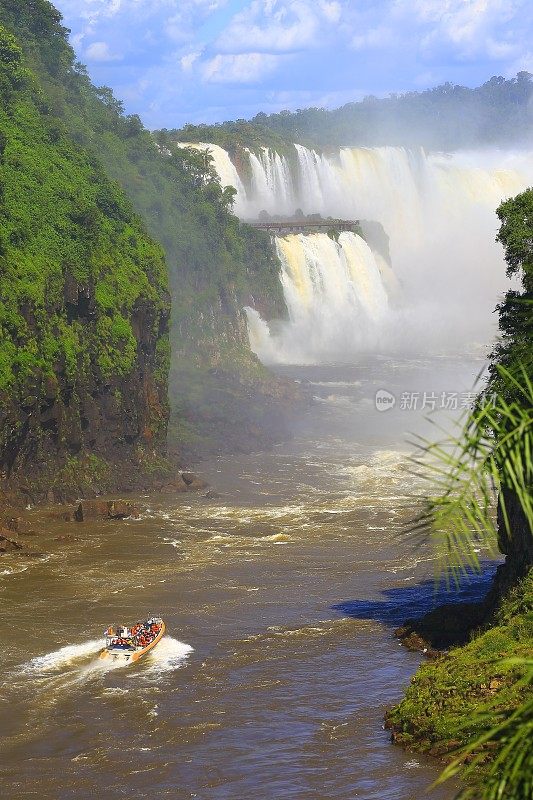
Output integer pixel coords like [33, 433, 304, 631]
[135, 637, 194, 677]
[163, 538, 182, 548]
[21, 636, 193, 687]
[23, 639, 104, 674]
[259, 533, 291, 543]
[0, 565, 29, 576]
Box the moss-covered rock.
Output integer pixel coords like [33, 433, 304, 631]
[386, 570, 533, 771]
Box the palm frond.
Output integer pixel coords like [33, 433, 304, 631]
[406, 365, 533, 580]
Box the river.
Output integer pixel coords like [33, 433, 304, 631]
[0, 356, 494, 799]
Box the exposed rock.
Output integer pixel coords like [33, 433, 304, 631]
[2, 516, 23, 532]
[491, 488, 533, 592]
[74, 500, 109, 522]
[74, 500, 140, 522]
[181, 472, 208, 491]
[167, 474, 189, 493]
[393, 629, 440, 659]
[107, 500, 140, 520]
[0, 532, 23, 552]
[394, 600, 488, 653]
[0, 514, 36, 535]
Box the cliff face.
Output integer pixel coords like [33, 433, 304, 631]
[497, 490, 533, 578]
[0, 0, 300, 463]
[0, 24, 170, 502]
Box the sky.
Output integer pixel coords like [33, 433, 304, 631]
[54, 0, 533, 129]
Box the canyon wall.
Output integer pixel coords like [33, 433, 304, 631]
[0, 21, 170, 502]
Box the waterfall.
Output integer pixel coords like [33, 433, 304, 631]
[248, 148, 295, 217]
[193, 141, 533, 360]
[246, 232, 391, 364]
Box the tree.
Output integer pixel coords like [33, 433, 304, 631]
[412, 190, 533, 799]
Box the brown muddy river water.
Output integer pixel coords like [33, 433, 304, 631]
[0, 357, 495, 800]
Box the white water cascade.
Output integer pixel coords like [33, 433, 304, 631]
[189, 142, 533, 361]
[247, 232, 394, 363]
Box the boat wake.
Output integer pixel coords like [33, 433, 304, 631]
[136, 636, 194, 676]
[23, 639, 105, 674]
[21, 636, 193, 681]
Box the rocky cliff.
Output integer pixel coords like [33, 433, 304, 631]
[0, 0, 302, 479]
[0, 22, 170, 502]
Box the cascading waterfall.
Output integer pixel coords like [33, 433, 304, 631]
[191, 141, 533, 360]
[248, 148, 296, 217]
[246, 231, 391, 363]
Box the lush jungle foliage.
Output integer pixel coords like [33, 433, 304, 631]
[0, 20, 170, 477]
[0, 25, 168, 387]
[0, 0, 286, 456]
[392, 189, 533, 799]
[167, 120, 295, 159]
[171, 73, 533, 151]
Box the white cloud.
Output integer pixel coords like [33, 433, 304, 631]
[319, 1, 342, 24]
[202, 52, 284, 83]
[181, 51, 202, 71]
[54, 0, 532, 128]
[215, 0, 343, 54]
[352, 27, 394, 51]
[85, 40, 121, 61]
[345, 0, 529, 63]
[60, 1, 226, 48]
[393, 0, 522, 58]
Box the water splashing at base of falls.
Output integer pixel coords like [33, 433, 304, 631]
[186, 142, 533, 361]
[246, 232, 395, 364]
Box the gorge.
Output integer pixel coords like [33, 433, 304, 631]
[0, 3, 532, 798]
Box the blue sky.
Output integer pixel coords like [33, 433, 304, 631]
[54, 1, 533, 129]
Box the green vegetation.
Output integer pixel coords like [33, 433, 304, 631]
[0, 18, 169, 487]
[170, 74, 533, 151]
[165, 120, 294, 159]
[390, 189, 533, 798]
[0, 0, 291, 461]
[387, 572, 532, 760]
[409, 365, 532, 582]
[436, 659, 533, 800]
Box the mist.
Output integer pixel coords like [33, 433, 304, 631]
[187, 143, 533, 363]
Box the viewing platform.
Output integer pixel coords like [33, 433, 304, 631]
[247, 219, 360, 235]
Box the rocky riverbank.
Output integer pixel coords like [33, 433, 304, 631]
[0, 467, 212, 564]
[387, 490, 533, 783]
[386, 568, 532, 761]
